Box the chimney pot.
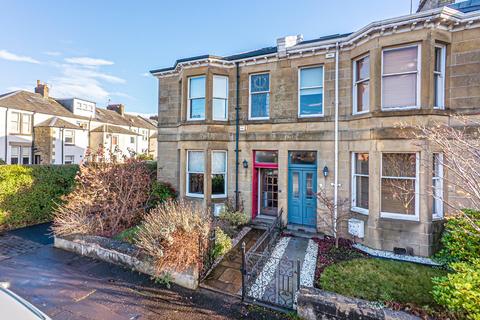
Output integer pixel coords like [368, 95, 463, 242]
[34, 81, 49, 98]
[107, 103, 125, 116]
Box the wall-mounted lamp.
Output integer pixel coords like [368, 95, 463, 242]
[243, 159, 249, 169]
[323, 165, 329, 177]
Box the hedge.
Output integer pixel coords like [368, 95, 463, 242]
[0, 165, 78, 231]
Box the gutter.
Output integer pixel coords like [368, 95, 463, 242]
[333, 42, 340, 239]
[235, 62, 240, 211]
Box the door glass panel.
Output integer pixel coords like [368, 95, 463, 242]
[292, 172, 299, 198]
[289, 151, 317, 165]
[306, 172, 314, 199]
[260, 169, 278, 216]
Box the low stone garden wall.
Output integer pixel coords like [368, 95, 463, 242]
[54, 235, 198, 290]
[297, 287, 420, 320]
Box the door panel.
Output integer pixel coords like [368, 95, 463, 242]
[288, 168, 317, 227]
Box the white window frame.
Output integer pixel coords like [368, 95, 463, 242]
[434, 44, 446, 110]
[380, 152, 420, 221]
[10, 146, 20, 164]
[21, 146, 30, 165]
[213, 75, 228, 121]
[10, 112, 21, 134]
[298, 65, 324, 118]
[211, 150, 227, 198]
[351, 152, 369, 215]
[186, 150, 205, 198]
[381, 44, 421, 111]
[64, 155, 75, 164]
[64, 129, 75, 145]
[21, 113, 32, 134]
[433, 153, 444, 220]
[248, 72, 270, 120]
[187, 75, 206, 121]
[352, 55, 370, 115]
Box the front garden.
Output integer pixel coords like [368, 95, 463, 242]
[52, 154, 250, 288]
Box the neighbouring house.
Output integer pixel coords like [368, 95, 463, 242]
[0, 81, 157, 164]
[151, 0, 480, 257]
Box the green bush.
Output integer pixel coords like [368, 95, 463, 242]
[435, 209, 480, 265]
[0, 165, 78, 230]
[432, 259, 480, 320]
[148, 181, 176, 207]
[212, 227, 232, 260]
[0, 158, 5, 165]
[114, 225, 142, 244]
[219, 209, 250, 227]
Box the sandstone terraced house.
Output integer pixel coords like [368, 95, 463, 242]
[151, 0, 480, 257]
[0, 81, 157, 165]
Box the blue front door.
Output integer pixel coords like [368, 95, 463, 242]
[288, 168, 317, 228]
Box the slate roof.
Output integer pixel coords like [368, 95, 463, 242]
[0, 90, 88, 120]
[35, 117, 83, 130]
[91, 125, 141, 135]
[449, 0, 480, 13]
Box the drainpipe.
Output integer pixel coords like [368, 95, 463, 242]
[31, 112, 36, 164]
[333, 42, 340, 239]
[61, 127, 65, 164]
[4, 107, 8, 163]
[235, 62, 240, 211]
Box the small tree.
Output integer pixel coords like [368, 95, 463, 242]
[316, 188, 350, 248]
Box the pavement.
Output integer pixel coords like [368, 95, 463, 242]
[0, 224, 292, 320]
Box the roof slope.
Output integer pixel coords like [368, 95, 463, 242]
[0, 90, 88, 119]
[35, 117, 83, 129]
[91, 125, 141, 135]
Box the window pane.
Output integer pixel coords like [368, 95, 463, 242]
[434, 74, 443, 107]
[382, 153, 416, 177]
[356, 81, 369, 112]
[306, 172, 314, 199]
[213, 76, 228, 98]
[434, 47, 442, 72]
[188, 151, 204, 172]
[212, 174, 225, 195]
[251, 74, 269, 92]
[433, 154, 441, 177]
[251, 93, 269, 118]
[10, 113, 20, 132]
[290, 151, 317, 165]
[11, 147, 19, 156]
[355, 153, 369, 175]
[22, 115, 31, 134]
[188, 173, 204, 194]
[300, 67, 323, 88]
[356, 176, 369, 209]
[383, 46, 418, 74]
[382, 74, 417, 108]
[356, 56, 369, 81]
[292, 172, 299, 198]
[11, 157, 19, 165]
[212, 152, 226, 173]
[190, 98, 205, 119]
[22, 147, 30, 157]
[381, 178, 415, 215]
[189, 77, 205, 98]
[300, 88, 323, 115]
[255, 151, 278, 163]
[213, 98, 227, 120]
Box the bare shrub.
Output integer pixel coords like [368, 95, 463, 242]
[136, 199, 211, 274]
[317, 188, 350, 248]
[53, 154, 152, 237]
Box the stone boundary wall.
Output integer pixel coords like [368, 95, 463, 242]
[54, 235, 198, 290]
[297, 287, 421, 320]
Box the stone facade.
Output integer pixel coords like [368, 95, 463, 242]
[153, 6, 480, 257]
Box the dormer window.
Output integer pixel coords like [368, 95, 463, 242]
[187, 76, 206, 120]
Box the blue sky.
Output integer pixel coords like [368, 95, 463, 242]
[0, 0, 419, 115]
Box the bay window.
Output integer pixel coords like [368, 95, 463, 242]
[212, 151, 227, 198]
[187, 150, 205, 197]
[188, 76, 206, 120]
[299, 66, 324, 117]
[213, 75, 228, 121]
[10, 146, 30, 165]
[249, 73, 270, 119]
[382, 45, 420, 110]
[353, 56, 370, 114]
[434, 45, 446, 109]
[351, 153, 369, 214]
[433, 153, 444, 219]
[381, 153, 419, 220]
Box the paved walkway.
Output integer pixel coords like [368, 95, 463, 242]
[202, 228, 264, 295]
[0, 224, 292, 320]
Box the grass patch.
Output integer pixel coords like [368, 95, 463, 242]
[114, 225, 142, 244]
[319, 258, 447, 306]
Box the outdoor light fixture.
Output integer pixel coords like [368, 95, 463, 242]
[323, 165, 329, 177]
[243, 159, 249, 168]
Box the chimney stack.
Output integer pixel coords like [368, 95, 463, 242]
[107, 103, 125, 116]
[277, 34, 303, 58]
[34, 80, 49, 98]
